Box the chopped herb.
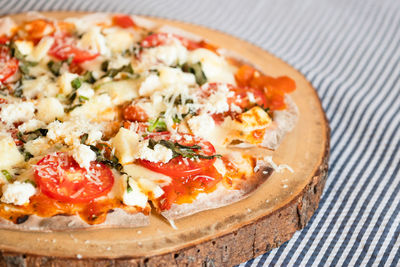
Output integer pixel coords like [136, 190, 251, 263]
[82, 71, 96, 83]
[149, 69, 160, 75]
[66, 91, 77, 104]
[102, 64, 134, 78]
[127, 179, 133, 193]
[172, 114, 181, 123]
[1, 170, 13, 183]
[101, 60, 109, 72]
[24, 180, 36, 187]
[23, 151, 34, 161]
[65, 103, 82, 112]
[181, 62, 207, 85]
[9, 42, 38, 77]
[47, 60, 62, 76]
[13, 80, 23, 98]
[148, 139, 221, 160]
[147, 117, 167, 132]
[89, 145, 124, 173]
[79, 95, 89, 102]
[71, 77, 82, 90]
[80, 133, 88, 144]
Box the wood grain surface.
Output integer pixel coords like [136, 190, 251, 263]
[0, 12, 330, 267]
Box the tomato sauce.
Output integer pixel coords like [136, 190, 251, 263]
[0, 193, 149, 225]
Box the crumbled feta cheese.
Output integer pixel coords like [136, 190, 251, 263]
[247, 92, 256, 103]
[0, 134, 24, 169]
[111, 128, 140, 164]
[24, 137, 50, 157]
[76, 83, 95, 99]
[47, 117, 103, 146]
[23, 75, 58, 98]
[159, 66, 195, 86]
[72, 144, 96, 170]
[0, 102, 35, 125]
[121, 176, 148, 208]
[138, 74, 162, 96]
[141, 42, 188, 67]
[87, 129, 102, 144]
[1, 181, 36, 206]
[187, 113, 215, 140]
[36, 97, 65, 123]
[198, 83, 230, 114]
[18, 119, 46, 133]
[136, 140, 173, 163]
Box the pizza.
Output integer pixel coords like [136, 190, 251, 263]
[0, 13, 298, 230]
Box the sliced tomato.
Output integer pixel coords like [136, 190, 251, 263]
[113, 15, 136, 28]
[137, 133, 217, 178]
[34, 152, 114, 203]
[141, 32, 202, 51]
[122, 105, 149, 122]
[49, 35, 99, 63]
[235, 65, 256, 87]
[0, 46, 18, 83]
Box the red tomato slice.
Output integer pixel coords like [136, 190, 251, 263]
[113, 15, 136, 28]
[141, 32, 202, 51]
[137, 133, 217, 178]
[49, 35, 99, 63]
[34, 152, 114, 203]
[0, 36, 9, 45]
[0, 46, 18, 83]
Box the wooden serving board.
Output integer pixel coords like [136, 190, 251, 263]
[0, 12, 330, 267]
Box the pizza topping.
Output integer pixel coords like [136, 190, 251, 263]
[0, 14, 297, 224]
[1, 181, 37, 205]
[34, 152, 114, 203]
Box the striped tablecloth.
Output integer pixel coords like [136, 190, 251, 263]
[1, 0, 399, 266]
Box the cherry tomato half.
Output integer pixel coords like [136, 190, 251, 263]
[49, 35, 99, 63]
[34, 152, 114, 203]
[122, 105, 149, 122]
[137, 133, 217, 178]
[0, 46, 18, 83]
[113, 15, 136, 28]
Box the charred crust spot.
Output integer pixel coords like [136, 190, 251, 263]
[16, 215, 29, 224]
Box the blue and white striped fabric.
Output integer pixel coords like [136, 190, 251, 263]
[1, 0, 399, 266]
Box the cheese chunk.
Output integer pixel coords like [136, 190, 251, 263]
[111, 128, 140, 164]
[141, 42, 188, 67]
[188, 48, 236, 84]
[72, 144, 96, 170]
[224, 106, 272, 132]
[188, 113, 215, 140]
[36, 97, 65, 123]
[23, 76, 58, 99]
[14, 40, 33, 56]
[137, 178, 164, 199]
[79, 26, 110, 56]
[70, 94, 115, 121]
[1, 181, 36, 206]
[24, 137, 51, 157]
[97, 79, 139, 105]
[159, 66, 196, 86]
[0, 134, 24, 169]
[58, 72, 79, 95]
[18, 119, 46, 133]
[120, 176, 148, 208]
[138, 74, 162, 96]
[28, 36, 54, 61]
[105, 29, 135, 53]
[136, 140, 173, 163]
[0, 102, 35, 125]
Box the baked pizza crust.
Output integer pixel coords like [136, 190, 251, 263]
[0, 208, 149, 231]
